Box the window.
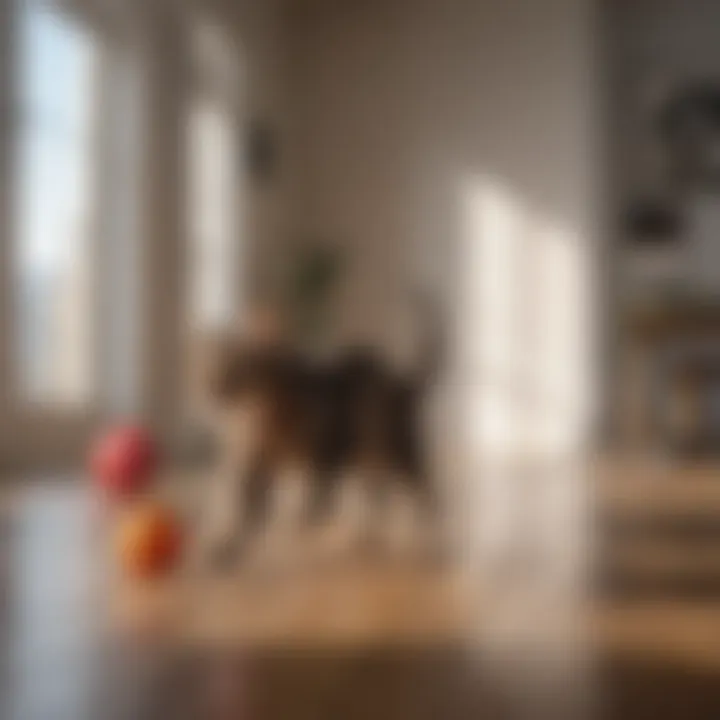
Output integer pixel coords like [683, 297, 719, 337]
[186, 19, 240, 331]
[14, 0, 99, 407]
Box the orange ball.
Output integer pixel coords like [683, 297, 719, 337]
[116, 503, 182, 578]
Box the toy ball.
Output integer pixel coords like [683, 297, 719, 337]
[90, 425, 158, 498]
[116, 502, 182, 578]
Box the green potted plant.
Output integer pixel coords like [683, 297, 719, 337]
[283, 239, 344, 351]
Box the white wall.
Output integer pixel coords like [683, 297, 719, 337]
[286, 0, 602, 441]
[227, 0, 289, 301]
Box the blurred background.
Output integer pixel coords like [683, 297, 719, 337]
[2, 0, 720, 718]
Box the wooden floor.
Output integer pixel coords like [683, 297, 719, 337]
[1, 466, 720, 719]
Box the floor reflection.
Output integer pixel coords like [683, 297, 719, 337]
[0, 476, 719, 719]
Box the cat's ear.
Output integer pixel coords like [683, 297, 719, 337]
[209, 336, 245, 402]
[189, 330, 240, 403]
[242, 305, 287, 347]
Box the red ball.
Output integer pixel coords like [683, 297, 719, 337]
[90, 426, 158, 498]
